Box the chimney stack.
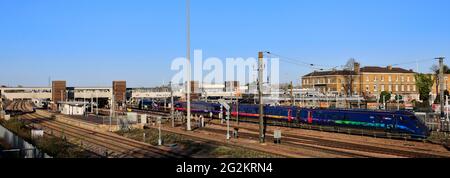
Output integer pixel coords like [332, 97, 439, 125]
[387, 65, 393, 71]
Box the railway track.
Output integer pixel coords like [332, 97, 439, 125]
[201, 124, 448, 158]
[22, 112, 187, 158]
[5, 100, 35, 115]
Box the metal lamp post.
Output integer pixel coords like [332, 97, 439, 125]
[186, 0, 192, 131]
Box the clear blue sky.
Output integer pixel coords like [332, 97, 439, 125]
[1, 0, 449, 87]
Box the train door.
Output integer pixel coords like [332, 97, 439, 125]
[288, 109, 292, 122]
[308, 111, 313, 124]
[388, 115, 398, 133]
[388, 115, 396, 131]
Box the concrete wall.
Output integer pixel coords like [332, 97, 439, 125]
[74, 88, 112, 99]
[131, 91, 184, 98]
[0, 87, 52, 100]
[61, 104, 86, 115]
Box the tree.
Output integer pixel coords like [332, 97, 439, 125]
[342, 58, 358, 96]
[344, 58, 357, 71]
[431, 64, 450, 74]
[379, 91, 391, 103]
[434, 90, 450, 104]
[415, 74, 434, 104]
[395, 95, 403, 102]
[430, 64, 450, 96]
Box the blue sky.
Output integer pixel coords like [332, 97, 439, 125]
[1, 0, 449, 87]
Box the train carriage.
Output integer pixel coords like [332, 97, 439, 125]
[174, 101, 430, 138]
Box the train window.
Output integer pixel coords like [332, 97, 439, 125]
[399, 117, 406, 123]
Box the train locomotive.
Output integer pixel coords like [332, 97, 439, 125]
[174, 101, 430, 138]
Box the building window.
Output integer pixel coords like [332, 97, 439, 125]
[401, 85, 405, 91]
[374, 76, 378, 82]
[396, 85, 399, 92]
[389, 76, 392, 82]
[396, 76, 399, 82]
[381, 85, 385, 91]
[366, 85, 369, 92]
[401, 76, 405, 82]
[381, 76, 385, 82]
[407, 77, 410, 82]
[407, 85, 411, 92]
[413, 85, 416, 92]
[374, 85, 378, 92]
[328, 79, 331, 84]
[366, 76, 369, 82]
[389, 85, 392, 92]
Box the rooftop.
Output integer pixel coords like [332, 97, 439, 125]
[360, 66, 415, 73]
[304, 66, 415, 77]
[304, 70, 357, 77]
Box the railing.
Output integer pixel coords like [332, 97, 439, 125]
[415, 112, 450, 132]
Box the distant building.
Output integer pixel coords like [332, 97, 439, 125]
[60, 102, 88, 116]
[302, 63, 419, 101]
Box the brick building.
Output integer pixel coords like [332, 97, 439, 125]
[302, 63, 419, 101]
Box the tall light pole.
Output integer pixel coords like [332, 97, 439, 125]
[0, 89, 3, 112]
[437, 57, 446, 129]
[96, 90, 99, 119]
[170, 81, 175, 128]
[186, 0, 192, 131]
[258, 52, 265, 143]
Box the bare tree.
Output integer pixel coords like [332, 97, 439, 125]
[342, 58, 358, 96]
[344, 58, 357, 71]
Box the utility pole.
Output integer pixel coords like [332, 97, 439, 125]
[96, 91, 99, 119]
[258, 52, 265, 143]
[437, 57, 446, 127]
[158, 117, 162, 146]
[170, 82, 175, 127]
[91, 94, 93, 114]
[0, 89, 3, 112]
[60, 91, 63, 111]
[447, 95, 449, 122]
[110, 94, 114, 132]
[376, 77, 380, 109]
[0, 88, 3, 110]
[186, 0, 192, 131]
[290, 81, 294, 106]
[235, 86, 239, 125]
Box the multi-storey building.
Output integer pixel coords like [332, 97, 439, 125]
[302, 63, 419, 101]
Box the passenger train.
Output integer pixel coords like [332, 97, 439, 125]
[174, 101, 430, 138]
